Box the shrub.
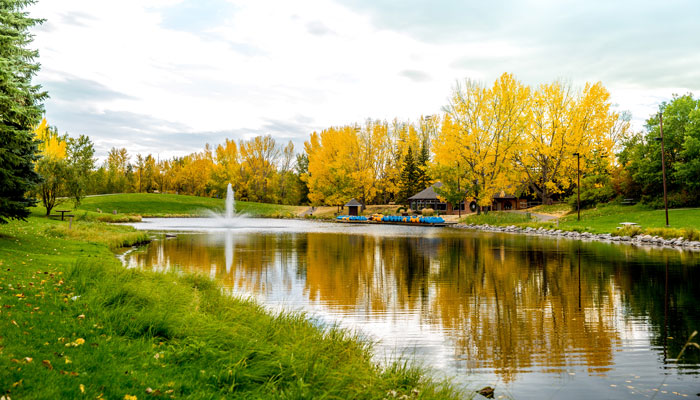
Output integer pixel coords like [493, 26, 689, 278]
[421, 208, 435, 216]
[612, 225, 644, 237]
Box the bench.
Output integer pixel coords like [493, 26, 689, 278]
[621, 198, 637, 205]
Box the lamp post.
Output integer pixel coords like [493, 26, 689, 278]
[654, 112, 670, 226]
[573, 152, 580, 221]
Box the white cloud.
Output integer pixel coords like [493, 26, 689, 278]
[29, 0, 698, 158]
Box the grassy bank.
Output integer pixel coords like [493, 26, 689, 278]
[459, 204, 700, 239]
[0, 215, 459, 399]
[556, 204, 700, 234]
[65, 193, 306, 218]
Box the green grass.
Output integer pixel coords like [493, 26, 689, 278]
[457, 203, 700, 239]
[529, 203, 571, 214]
[461, 211, 533, 225]
[556, 204, 700, 234]
[0, 216, 460, 399]
[74, 193, 305, 218]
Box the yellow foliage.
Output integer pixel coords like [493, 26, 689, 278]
[35, 118, 66, 159]
[434, 73, 529, 207]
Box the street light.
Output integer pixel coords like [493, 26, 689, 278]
[573, 152, 581, 221]
[653, 112, 670, 226]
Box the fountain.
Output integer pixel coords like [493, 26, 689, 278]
[225, 183, 235, 219]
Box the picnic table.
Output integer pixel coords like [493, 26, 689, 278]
[617, 222, 639, 230]
[54, 210, 73, 221]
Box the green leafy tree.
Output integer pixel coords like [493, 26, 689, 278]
[0, 0, 47, 223]
[66, 134, 95, 206]
[35, 156, 68, 215]
[618, 94, 700, 207]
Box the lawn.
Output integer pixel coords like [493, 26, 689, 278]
[461, 211, 533, 225]
[557, 204, 700, 234]
[455, 203, 700, 239]
[0, 215, 460, 399]
[73, 193, 306, 218]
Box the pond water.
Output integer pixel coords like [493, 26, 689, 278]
[126, 218, 700, 399]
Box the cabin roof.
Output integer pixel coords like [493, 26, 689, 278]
[344, 198, 363, 207]
[408, 182, 443, 201]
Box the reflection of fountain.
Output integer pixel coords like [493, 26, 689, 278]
[226, 183, 236, 219]
[225, 230, 233, 273]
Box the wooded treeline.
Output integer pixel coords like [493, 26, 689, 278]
[22, 75, 700, 216]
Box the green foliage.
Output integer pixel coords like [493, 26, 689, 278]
[416, 139, 431, 190]
[35, 156, 69, 215]
[65, 135, 96, 207]
[399, 147, 420, 204]
[567, 174, 616, 210]
[0, 0, 46, 223]
[619, 94, 700, 207]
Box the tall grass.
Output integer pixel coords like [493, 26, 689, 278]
[0, 216, 460, 399]
[612, 225, 700, 240]
[461, 211, 532, 225]
[45, 221, 150, 249]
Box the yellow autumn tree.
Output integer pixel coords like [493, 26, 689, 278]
[211, 138, 242, 197]
[434, 73, 530, 209]
[35, 118, 66, 159]
[514, 81, 617, 204]
[33, 119, 70, 214]
[239, 135, 280, 203]
[304, 126, 359, 207]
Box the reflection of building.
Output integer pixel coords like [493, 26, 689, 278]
[408, 182, 527, 214]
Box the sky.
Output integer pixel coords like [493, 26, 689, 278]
[29, 0, 700, 160]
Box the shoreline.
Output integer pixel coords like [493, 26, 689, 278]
[453, 222, 700, 251]
[0, 216, 460, 399]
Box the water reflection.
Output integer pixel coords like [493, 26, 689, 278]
[125, 221, 700, 398]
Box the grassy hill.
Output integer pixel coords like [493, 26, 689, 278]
[61, 193, 306, 218]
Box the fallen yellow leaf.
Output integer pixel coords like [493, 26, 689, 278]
[80, 384, 85, 393]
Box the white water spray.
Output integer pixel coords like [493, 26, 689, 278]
[225, 183, 235, 219]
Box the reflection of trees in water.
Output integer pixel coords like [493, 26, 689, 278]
[432, 236, 620, 382]
[304, 233, 434, 313]
[128, 231, 700, 380]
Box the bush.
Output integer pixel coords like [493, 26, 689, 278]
[611, 225, 700, 240]
[421, 208, 435, 216]
[567, 179, 615, 210]
[642, 190, 700, 209]
[611, 225, 644, 237]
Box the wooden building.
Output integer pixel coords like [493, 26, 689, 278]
[344, 198, 363, 216]
[407, 182, 465, 215]
[409, 183, 528, 214]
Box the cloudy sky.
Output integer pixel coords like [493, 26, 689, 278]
[30, 0, 700, 159]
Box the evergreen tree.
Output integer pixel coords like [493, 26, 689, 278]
[417, 139, 431, 190]
[399, 147, 420, 205]
[0, 0, 47, 223]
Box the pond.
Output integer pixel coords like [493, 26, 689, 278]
[126, 217, 700, 399]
